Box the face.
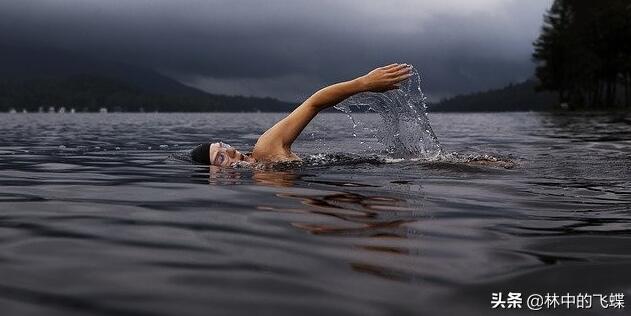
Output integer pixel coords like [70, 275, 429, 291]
[208, 142, 253, 167]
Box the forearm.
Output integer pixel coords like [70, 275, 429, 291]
[304, 78, 366, 112]
[253, 78, 365, 153]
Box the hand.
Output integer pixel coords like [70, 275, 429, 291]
[357, 63, 413, 92]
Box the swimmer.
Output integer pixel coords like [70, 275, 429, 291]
[191, 63, 413, 166]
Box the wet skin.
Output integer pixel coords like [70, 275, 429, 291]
[208, 142, 255, 167]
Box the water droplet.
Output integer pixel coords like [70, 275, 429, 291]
[332, 66, 441, 159]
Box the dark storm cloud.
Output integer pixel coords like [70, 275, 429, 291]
[0, 0, 552, 101]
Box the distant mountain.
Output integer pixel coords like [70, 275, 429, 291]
[0, 44, 295, 112]
[0, 44, 209, 96]
[430, 80, 558, 112]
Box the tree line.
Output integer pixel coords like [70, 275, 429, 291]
[432, 80, 557, 112]
[533, 0, 631, 109]
[0, 75, 294, 112]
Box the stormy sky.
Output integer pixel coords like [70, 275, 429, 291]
[0, 0, 552, 102]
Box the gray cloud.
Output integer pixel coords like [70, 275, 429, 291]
[0, 0, 552, 101]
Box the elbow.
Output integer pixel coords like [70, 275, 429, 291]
[305, 87, 341, 112]
[303, 97, 327, 113]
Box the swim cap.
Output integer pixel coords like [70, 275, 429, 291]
[190, 143, 211, 164]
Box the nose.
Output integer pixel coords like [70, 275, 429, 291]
[226, 148, 237, 158]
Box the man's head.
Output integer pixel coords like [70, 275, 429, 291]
[191, 142, 253, 166]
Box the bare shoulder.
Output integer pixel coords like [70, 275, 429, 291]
[251, 133, 300, 162]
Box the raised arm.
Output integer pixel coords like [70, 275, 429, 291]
[252, 63, 412, 161]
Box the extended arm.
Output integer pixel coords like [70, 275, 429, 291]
[252, 63, 412, 161]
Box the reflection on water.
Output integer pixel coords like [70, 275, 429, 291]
[252, 170, 300, 187]
[0, 112, 630, 316]
[256, 178, 431, 285]
[206, 165, 244, 185]
[275, 192, 418, 237]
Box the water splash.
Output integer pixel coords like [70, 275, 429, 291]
[334, 66, 442, 159]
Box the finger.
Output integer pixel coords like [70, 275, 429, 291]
[386, 63, 409, 73]
[390, 66, 412, 77]
[380, 63, 399, 70]
[392, 73, 412, 83]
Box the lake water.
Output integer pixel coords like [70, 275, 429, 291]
[0, 112, 630, 315]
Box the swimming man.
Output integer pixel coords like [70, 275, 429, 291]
[191, 63, 413, 166]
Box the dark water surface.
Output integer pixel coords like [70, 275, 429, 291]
[0, 112, 630, 316]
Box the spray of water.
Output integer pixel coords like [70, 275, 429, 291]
[172, 65, 514, 169]
[334, 66, 442, 159]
